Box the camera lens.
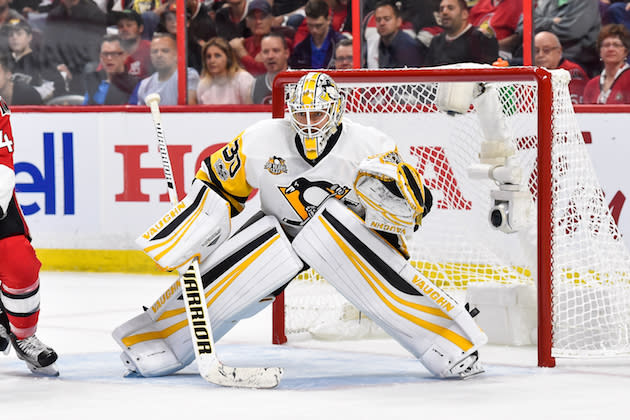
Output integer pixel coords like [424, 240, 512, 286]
[490, 207, 503, 228]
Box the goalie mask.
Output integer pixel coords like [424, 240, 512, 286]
[287, 72, 345, 160]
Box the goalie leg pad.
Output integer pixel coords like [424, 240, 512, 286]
[135, 179, 231, 273]
[114, 215, 304, 377]
[292, 199, 488, 378]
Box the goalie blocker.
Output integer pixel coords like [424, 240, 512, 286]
[292, 199, 487, 378]
[135, 179, 231, 273]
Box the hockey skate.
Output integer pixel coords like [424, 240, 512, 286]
[10, 332, 59, 376]
[0, 310, 9, 355]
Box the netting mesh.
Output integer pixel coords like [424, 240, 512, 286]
[278, 68, 630, 357]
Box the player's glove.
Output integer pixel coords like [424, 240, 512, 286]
[355, 150, 429, 238]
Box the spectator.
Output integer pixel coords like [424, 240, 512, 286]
[115, 10, 152, 80]
[468, 0, 522, 59]
[84, 34, 138, 105]
[374, 0, 425, 68]
[197, 37, 254, 104]
[534, 31, 588, 104]
[229, 0, 276, 76]
[424, 0, 498, 66]
[584, 24, 630, 104]
[152, 7, 204, 73]
[292, 0, 351, 45]
[132, 32, 199, 105]
[0, 54, 42, 104]
[252, 32, 290, 104]
[42, 0, 107, 94]
[215, 0, 251, 41]
[122, 0, 174, 39]
[156, 9, 177, 36]
[187, 0, 217, 45]
[516, 0, 600, 76]
[0, 0, 26, 51]
[6, 19, 67, 102]
[331, 37, 352, 69]
[363, 0, 430, 69]
[289, 0, 346, 69]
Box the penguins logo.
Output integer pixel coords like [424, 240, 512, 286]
[264, 156, 288, 175]
[278, 177, 357, 226]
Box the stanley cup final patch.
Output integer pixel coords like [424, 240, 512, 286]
[264, 156, 288, 175]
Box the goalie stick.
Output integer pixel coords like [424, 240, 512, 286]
[145, 93, 283, 389]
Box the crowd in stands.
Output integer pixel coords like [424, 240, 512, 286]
[0, 0, 628, 105]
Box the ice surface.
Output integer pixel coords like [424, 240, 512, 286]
[1, 272, 627, 419]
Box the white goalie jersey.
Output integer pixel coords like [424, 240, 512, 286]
[197, 117, 398, 238]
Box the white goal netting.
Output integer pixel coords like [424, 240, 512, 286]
[273, 67, 630, 361]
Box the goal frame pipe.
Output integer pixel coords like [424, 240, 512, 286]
[271, 67, 556, 368]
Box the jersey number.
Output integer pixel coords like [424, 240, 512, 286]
[0, 131, 13, 153]
[222, 141, 242, 177]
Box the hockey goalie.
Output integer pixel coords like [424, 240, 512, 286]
[113, 72, 488, 380]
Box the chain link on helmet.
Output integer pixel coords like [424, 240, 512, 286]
[287, 72, 345, 160]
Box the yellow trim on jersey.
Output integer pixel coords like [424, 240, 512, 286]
[318, 216, 474, 352]
[196, 168, 211, 184]
[209, 133, 253, 199]
[120, 235, 281, 346]
[196, 168, 246, 214]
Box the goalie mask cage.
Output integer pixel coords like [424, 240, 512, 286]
[270, 66, 630, 368]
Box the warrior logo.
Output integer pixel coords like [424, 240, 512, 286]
[264, 156, 288, 175]
[278, 177, 356, 226]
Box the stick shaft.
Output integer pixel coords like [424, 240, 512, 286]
[147, 99, 178, 204]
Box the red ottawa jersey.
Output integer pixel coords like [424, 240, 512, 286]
[0, 97, 30, 240]
[583, 68, 630, 104]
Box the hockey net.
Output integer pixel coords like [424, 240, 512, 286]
[270, 66, 630, 366]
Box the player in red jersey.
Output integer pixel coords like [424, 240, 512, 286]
[0, 97, 58, 376]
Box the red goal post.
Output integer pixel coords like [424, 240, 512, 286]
[270, 67, 630, 368]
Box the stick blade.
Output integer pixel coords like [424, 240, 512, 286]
[198, 355, 283, 389]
